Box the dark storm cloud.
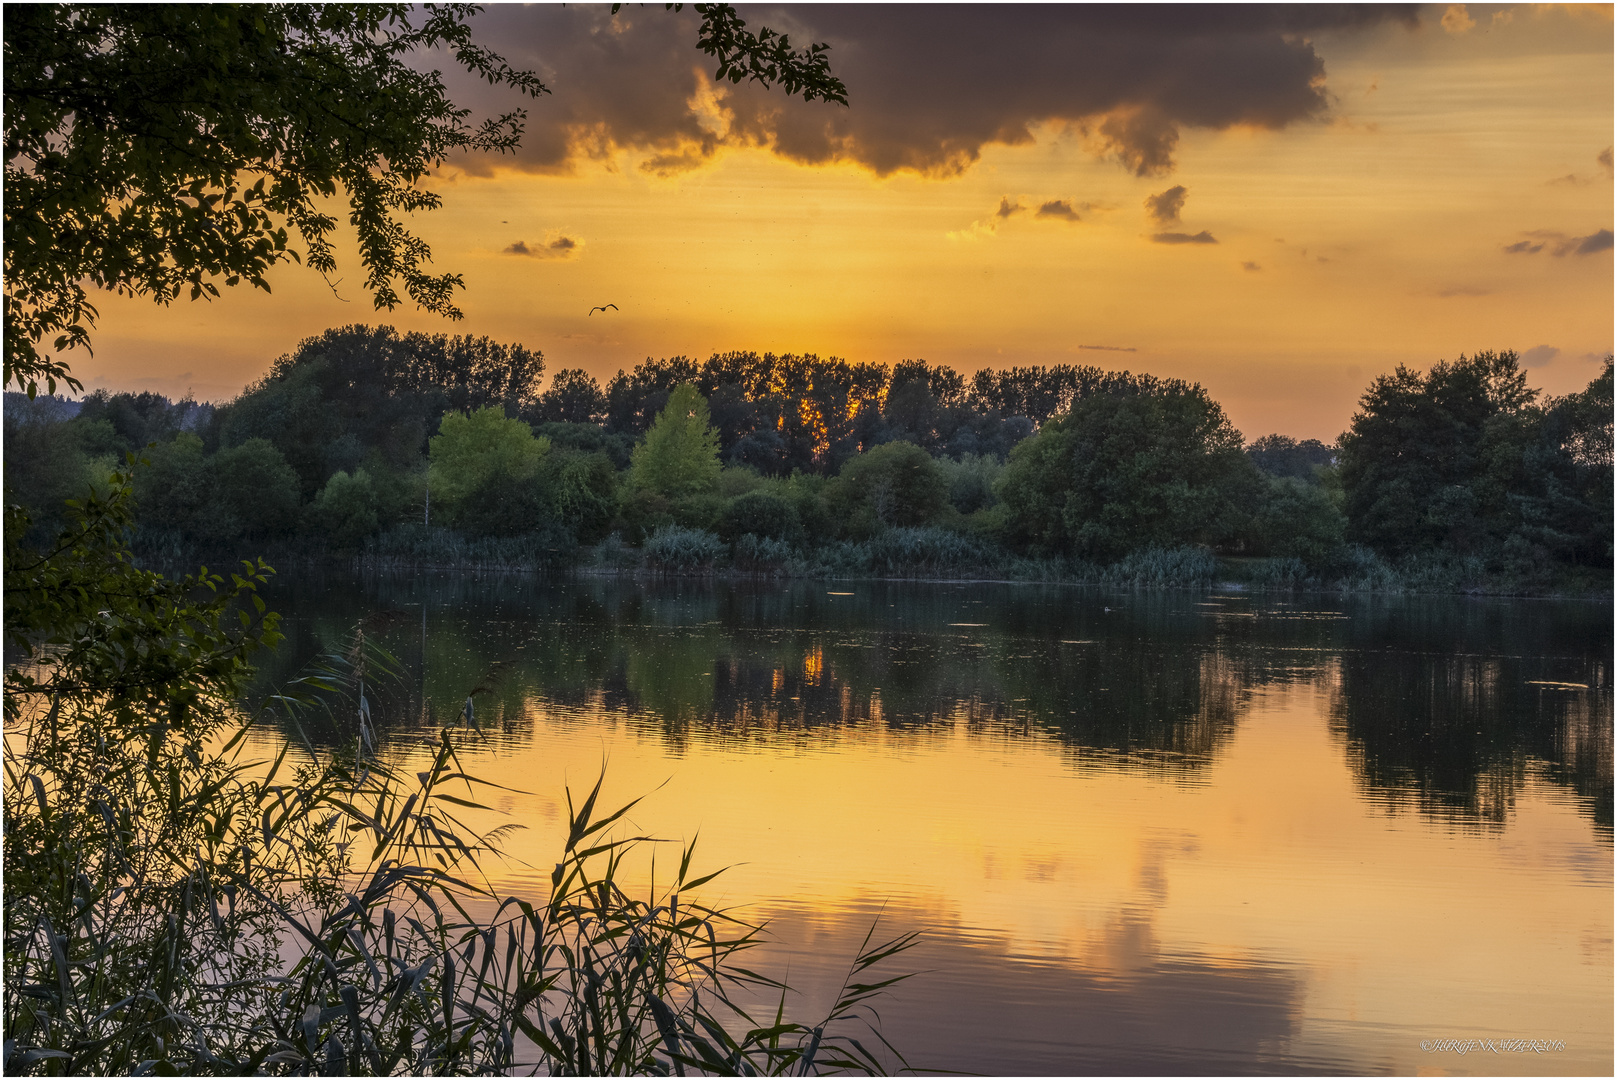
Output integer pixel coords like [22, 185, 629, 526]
[445, 4, 1421, 179]
[1145, 185, 1189, 225]
[1035, 199, 1081, 222]
[1152, 230, 1218, 245]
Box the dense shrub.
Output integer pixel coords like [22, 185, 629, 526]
[718, 490, 804, 544]
[825, 441, 949, 538]
[309, 468, 382, 548]
[935, 452, 1004, 513]
[1245, 475, 1347, 565]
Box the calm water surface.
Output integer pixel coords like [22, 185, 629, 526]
[254, 573, 1612, 1075]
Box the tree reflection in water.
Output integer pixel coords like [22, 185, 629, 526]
[249, 573, 1612, 835]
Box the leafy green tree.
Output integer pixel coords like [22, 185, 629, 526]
[1338, 351, 1538, 559]
[428, 406, 550, 527]
[1510, 358, 1613, 568]
[218, 325, 546, 497]
[308, 467, 382, 548]
[533, 368, 609, 424]
[3, 5, 546, 397]
[826, 441, 950, 538]
[1245, 475, 1347, 565]
[2, 397, 107, 539]
[998, 376, 1255, 560]
[130, 432, 218, 538]
[212, 437, 302, 537]
[1246, 434, 1336, 483]
[629, 383, 722, 500]
[539, 449, 621, 545]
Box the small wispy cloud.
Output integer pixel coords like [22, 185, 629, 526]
[1075, 343, 1137, 353]
[1241, 261, 1262, 272]
[504, 233, 582, 259]
[1441, 3, 1475, 34]
[1151, 230, 1217, 245]
[1144, 184, 1188, 226]
[1600, 146, 1614, 177]
[1520, 344, 1560, 368]
[1433, 284, 1490, 298]
[951, 195, 1089, 239]
[1035, 199, 1081, 222]
[1504, 229, 1613, 256]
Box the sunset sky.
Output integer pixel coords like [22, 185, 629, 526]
[76, 3, 1612, 442]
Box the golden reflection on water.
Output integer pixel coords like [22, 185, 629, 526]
[312, 676, 1609, 1075]
[249, 580, 1613, 1074]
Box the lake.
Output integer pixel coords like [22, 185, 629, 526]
[252, 572, 1613, 1076]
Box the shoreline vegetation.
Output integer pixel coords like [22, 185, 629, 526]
[11, 329, 1603, 600]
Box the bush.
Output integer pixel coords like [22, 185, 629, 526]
[1247, 555, 1315, 589]
[1246, 475, 1347, 565]
[936, 452, 1004, 514]
[369, 522, 571, 569]
[308, 467, 382, 548]
[825, 441, 949, 538]
[817, 526, 995, 578]
[718, 489, 804, 544]
[643, 525, 727, 571]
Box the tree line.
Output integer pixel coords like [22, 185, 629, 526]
[4, 324, 1611, 589]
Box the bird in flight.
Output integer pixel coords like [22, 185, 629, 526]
[589, 304, 618, 316]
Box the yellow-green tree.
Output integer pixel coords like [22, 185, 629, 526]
[428, 406, 549, 524]
[629, 383, 721, 500]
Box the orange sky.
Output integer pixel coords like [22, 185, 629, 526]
[71, 3, 1612, 443]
